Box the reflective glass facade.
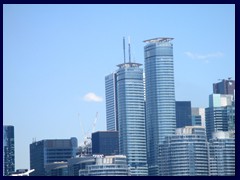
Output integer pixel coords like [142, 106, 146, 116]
[159, 127, 209, 176]
[209, 132, 235, 176]
[175, 101, 192, 128]
[105, 73, 118, 131]
[116, 62, 148, 176]
[3, 125, 15, 176]
[30, 138, 78, 176]
[144, 38, 176, 175]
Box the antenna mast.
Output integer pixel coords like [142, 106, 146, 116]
[128, 36, 131, 63]
[123, 37, 126, 63]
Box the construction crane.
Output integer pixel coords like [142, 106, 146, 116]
[79, 112, 98, 156]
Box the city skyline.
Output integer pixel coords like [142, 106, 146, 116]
[3, 4, 235, 169]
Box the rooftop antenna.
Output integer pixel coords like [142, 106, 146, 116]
[123, 37, 126, 63]
[128, 36, 131, 63]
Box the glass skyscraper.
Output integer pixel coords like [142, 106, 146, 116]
[205, 94, 234, 140]
[3, 125, 15, 176]
[144, 37, 176, 175]
[105, 72, 118, 131]
[116, 62, 148, 176]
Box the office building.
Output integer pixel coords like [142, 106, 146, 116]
[209, 131, 235, 176]
[159, 126, 209, 176]
[92, 131, 119, 155]
[105, 38, 148, 175]
[45, 162, 68, 176]
[192, 107, 205, 127]
[105, 72, 118, 131]
[144, 37, 176, 175]
[3, 125, 15, 176]
[30, 137, 78, 176]
[79, 155, 129, 176]
[68, 156, 95, 176]
[175, 101, 192, 128]
[213, 79, 235, 95]
[116, 60, 148, 175]
[205, 94, 234, 140]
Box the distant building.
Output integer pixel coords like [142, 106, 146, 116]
[45, 162, 68, 176]
[79, 155, 129, 176]
[192, 107, 205, 127]
[144, 37, 176, 175]
[29, 137, 78, 176]
[68, 156, 95, 176]
[92, 131, 119, 155]
[213, 79, 235, 95]
[3, 125, 15, 176]
[205, 94, 234, 140]
[209, 131, 235, 176]
[175, 101, 192, 128]
[105, 72, 118, 131]
[159, 126, 209, 176]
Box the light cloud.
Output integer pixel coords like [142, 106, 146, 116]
[83, 92, 103, 102]
[184, 51, 224, 60]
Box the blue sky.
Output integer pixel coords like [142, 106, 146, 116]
[3, 4, 235, 169]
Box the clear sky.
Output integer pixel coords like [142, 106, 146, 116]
[3, 4, 235, 169]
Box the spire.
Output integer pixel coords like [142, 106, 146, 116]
[128, 36, 131, 63]
[123, 37, 126, 64]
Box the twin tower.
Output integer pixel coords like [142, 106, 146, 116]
[105, 37, 175, 176]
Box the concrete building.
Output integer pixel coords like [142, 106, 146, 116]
[192, 107, 205, 127]
[213, 79, 235, 95]
[159, 126, 209, 176]
[3, 125, 15, 176]
[29, 137, 78, 176]
[144, 37, 176, 175]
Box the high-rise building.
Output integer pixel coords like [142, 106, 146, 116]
[30, 137, 78, 176]
[205, 94, 234, 140]
[105, 72, 118, 131]
[144, 37, 176, 175]
[3, 125, 15, 176]
[105, 38, 148, 175]
[175, 101, 192, 128]
[213, 79, 235, 95]
[159, 126, 209, 176]
[209, 131, 235, 176]
[79, 155, 130, 176]
[192, 107, 205, 127]
[116, 61, 148, 175]
[92, 131, 119, 155]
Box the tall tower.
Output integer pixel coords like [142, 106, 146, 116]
[116, 38, 148, 175]
[105, 72, 118, 131]
[144, 37, 176, 175]
[3, 125, 15, 176]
